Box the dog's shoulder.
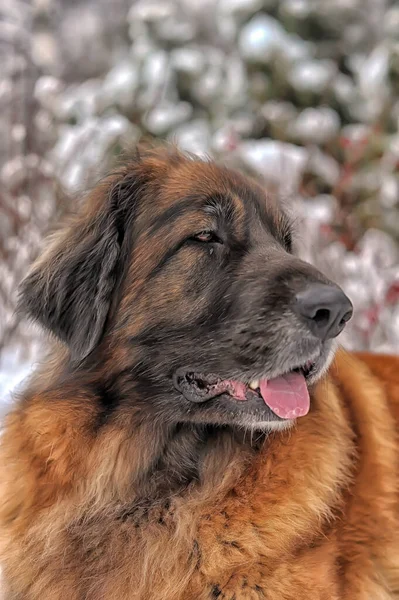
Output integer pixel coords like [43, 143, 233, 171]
[354, 351, 399, 420]
[332, 349, 399, 413]
[330, 349, 399, 595]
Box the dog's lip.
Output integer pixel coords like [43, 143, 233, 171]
[174, 357, 318, 393]
[174, 360, 315, 419]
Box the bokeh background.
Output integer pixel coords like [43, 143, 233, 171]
[1, 0, 399, 411]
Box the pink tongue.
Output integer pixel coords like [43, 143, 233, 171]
[259, 372, 310, 419]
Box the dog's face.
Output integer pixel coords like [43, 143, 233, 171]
[20, 148, 352, 432]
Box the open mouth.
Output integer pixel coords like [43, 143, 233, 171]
[174, 361, 315, 421]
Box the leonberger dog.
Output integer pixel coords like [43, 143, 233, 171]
[0, 147, 398, 600]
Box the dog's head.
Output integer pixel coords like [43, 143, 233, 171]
[19, 147, 352, 431]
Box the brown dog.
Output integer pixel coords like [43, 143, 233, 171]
[0, 147, 398, 599]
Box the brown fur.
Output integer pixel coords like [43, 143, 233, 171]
[0, 149, 398, 599]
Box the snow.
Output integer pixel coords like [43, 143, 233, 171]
[0, 349, 34, 419]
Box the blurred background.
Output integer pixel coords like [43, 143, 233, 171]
[0, 0, 398, 412]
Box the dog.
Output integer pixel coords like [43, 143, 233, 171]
[0, 147, 398, 599]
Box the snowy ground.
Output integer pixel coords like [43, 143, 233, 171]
[0, 344, 37, 420]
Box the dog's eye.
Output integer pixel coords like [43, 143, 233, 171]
[192, 231, 222, 244]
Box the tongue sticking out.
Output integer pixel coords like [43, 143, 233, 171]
[224, 371, 310, 419]
[259, 372, 310, 419]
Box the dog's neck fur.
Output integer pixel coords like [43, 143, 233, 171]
[34, 351, 258, 506]
[102, 416, 259, 508]
[74, 356, 262, 503]
[132, 422, 261, 501]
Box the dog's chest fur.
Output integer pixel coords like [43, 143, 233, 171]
[17, 390, 349, 600]
[33, 440, 344, 600]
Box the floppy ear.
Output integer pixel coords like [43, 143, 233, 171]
[18, 172, 138, 362]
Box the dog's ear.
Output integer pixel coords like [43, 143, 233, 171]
[18, 171, 141, 362]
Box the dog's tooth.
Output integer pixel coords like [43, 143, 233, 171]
[249, 379, 259, 390]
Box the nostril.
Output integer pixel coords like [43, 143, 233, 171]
[340, 309, 353, 326]
[313, 308, 331, 328]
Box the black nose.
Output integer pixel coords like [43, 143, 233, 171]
[294, 283, 353, 341]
